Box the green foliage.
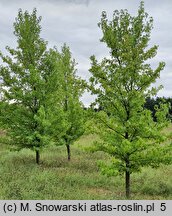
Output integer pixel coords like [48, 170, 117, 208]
[59, 44, 85, 144]
[144, 97, 172, 121]
[0, 2, 172, 199]
[47, 44, 86, 159]
[0, 9, 65, 161]
[0, 8, 86, 163]
[89, 2, 172, 197]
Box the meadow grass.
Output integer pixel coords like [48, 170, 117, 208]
[0, 134, 172, 199]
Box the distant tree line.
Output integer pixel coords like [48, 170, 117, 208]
[144, 97, 172, 121]
[93, 97, 172, 122]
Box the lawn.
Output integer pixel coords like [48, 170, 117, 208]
[0, 131, 172, 200]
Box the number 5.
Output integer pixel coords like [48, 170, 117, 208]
[160, 203, 166, 211]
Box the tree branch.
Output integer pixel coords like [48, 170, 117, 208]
[96, 115, 125, 138]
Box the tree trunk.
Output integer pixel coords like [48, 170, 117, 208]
[36, 150, 40, 164]
[124, 129, 130, 198]
[66, 144, 71, 161]
[125, 170, 130, 198]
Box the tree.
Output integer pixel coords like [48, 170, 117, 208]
[39, 48, 68, 150]
[57, 44, 85, 161]
[89, 2, 172, 198]
[0, 9, 64, 164]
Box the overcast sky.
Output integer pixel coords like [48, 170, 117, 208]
[0, 0, 172, 106]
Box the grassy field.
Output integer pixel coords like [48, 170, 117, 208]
[0, 133, 172, 200]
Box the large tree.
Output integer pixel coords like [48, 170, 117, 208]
[89, 2, 172, 198]
[0, 9, 64, 164]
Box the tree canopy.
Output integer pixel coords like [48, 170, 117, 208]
[0, 9, 65, 164]
[89, 1, 172, 198]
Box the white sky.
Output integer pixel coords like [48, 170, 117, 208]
[0, 0, 172, 106]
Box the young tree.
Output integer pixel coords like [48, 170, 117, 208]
[89, 2, 172, 198]
[0, 9, 64, 164]
[57, 44, 85, 161]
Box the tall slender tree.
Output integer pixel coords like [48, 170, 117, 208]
[0, 9, 64, 164]
[57, 44, 85, 161]
[89, 2, 172, 198]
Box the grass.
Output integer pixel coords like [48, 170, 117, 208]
[0, 134, 172, 199]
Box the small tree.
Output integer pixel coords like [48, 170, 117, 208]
[0, 9, 64, 164]
[89, 2, 172, 198]
[57, 44, 85, 161]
